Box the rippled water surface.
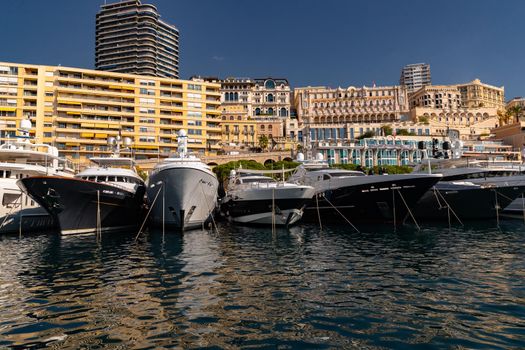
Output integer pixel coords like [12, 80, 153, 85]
[1, 221, 525, 349]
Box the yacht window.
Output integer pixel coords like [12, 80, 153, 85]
[88, 176, 96, 181]
[6, 171, 11, 178]
[330, 172, 364, 178]
[323, 174, 331, 180]
[116, 176, 124, 182]
[107, 176, 116, 182]
[0, 170, 3, 178]
[2, 193, 21, 208]
[97, 176, 106, 182]
[242, 178, 273, 183]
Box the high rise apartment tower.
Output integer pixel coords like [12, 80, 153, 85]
[399, 63, 431, 94]
[95, 0, 179, 78]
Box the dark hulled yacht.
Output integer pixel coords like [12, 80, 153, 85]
[414, 160, 525, 220]
[289, 157, 442, 225]
[18, 136, 146, 235]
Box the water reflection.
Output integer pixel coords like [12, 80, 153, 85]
[0, 222, 524, 348]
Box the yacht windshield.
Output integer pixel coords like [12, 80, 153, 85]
[242, 178, 274, 184]
[329, 172, 364, 177]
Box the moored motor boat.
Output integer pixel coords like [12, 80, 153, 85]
[147, 130, 219, 231]
[18, 136, 146, 235]
[288, 157, 442, 225]
[221, 169, 315, 226]
[0, 119, 75, 234]
[414, 181, 525, 221]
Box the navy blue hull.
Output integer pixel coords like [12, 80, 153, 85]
[302, 176, 440, 225]
[19, 177, 146, 235]
[415, 184, 525, 221]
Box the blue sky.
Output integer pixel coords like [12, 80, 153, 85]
[2, 0, 524, 99]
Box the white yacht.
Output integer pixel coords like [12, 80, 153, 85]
[0, 120, 75, 234]
[147, 130, 219, 231]
[221, 169, 315, 226]
[19, 136, 146, 235]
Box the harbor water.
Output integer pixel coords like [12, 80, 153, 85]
[1, 222, 524, 349]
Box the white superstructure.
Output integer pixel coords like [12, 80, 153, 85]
[0, 120, 74, 221]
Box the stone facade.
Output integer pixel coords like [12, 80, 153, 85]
[220, 104, 257, 147]
[294, 85, 410, 125]
[219, 77, 291, 119]
[457, 79, 505, 109]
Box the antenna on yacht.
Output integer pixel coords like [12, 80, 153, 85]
[107, 131, 132, 158]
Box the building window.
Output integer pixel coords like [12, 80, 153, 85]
[255, 108, 261, 116]
[265, 80, 275, 89]
[279, 108, 287, 117]
[268, 107, 274, 115]
[267, 93, 274, 103]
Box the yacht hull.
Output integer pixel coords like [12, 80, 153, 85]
[221, 187, 315, 226]
[0, 207, 57, 234]
[415, 183, 525, 221]
[18, 176, 145, 235]
[147, 167, 218, 231]
[302, 175, 441, 225]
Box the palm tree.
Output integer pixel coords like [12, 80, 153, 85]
[497, 109, 512, 126]
[508, 105, 523, 124]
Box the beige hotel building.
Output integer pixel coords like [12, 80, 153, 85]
[294, 84, 410, 141]
[408, 79, 505, 139]
[0, 62, 221, 164]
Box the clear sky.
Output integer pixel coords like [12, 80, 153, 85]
[2, 0, 524, 99]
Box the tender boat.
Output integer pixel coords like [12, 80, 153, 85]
[288, 155, 442, 225]
[147, 130, 219, 231]
[18, 136, 146, 235]
[221, 169, 315, 226]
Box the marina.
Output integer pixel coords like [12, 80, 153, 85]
[1, 133, 525, 348]
[2, 0, 525, 347]
[3, 132, 525, 234]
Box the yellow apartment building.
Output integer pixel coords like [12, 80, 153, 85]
[0, 62, 221, 164]
[457, 79, 505, 109]
[220, 104, 257, 147]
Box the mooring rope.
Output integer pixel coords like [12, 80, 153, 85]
[433, 187, 464, 226]
[321, 194, 360, 233]
[199, 179, 218, 234]
[395, 189, 420, 231]
[135, 183, 163, 241]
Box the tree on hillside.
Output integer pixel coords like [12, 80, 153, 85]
[258, 135, 268, 150]
[418, 116, 429, 124]
[380, 124, 393, 136]
[396, 129, 416, 136]
[497, 109, 512, 126]
[508, 105, 523, 124]
[356, 130, 376, 140]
